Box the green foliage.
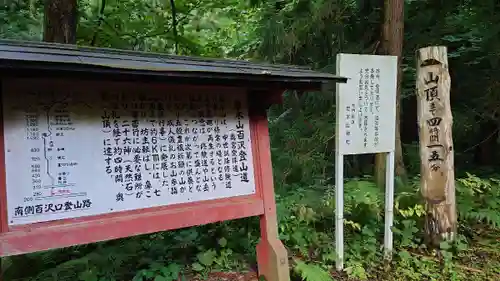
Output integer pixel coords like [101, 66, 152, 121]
[0, 0, 43, 40]
[3, 175, 500, 280]
[293, 260, 333, 281]
[1, 0, 260, 58]
[457, 173, 500, 228]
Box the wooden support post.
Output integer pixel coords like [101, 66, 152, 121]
[416, 46, 457, 246]
[254, 111, 289, 281]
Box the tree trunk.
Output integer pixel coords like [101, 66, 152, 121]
[474, 119, 498, 166]
[43, 0, 78, 44]
[375, 0, 407, 187]
[391, 0, 406, 180]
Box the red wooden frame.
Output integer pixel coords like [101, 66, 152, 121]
[0, 78, 290, 281]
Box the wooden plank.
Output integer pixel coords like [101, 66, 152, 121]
[0, 195, 263, 256]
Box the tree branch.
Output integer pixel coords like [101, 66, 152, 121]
[169, 0, 178, 54]
[99, 0, 203, 51]
[136, 0, 203, 40]
[90, 0, 106, 46]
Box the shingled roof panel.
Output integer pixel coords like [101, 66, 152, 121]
[0, 40, 347, 88]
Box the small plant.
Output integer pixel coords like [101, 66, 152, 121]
[132, 263, 182, 281]
[344, 261, 368, 281]
[79, 268, 117, 281]
[212, 238, 235, 270]
[191, 249, 217, 279]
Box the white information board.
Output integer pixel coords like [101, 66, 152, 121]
[336, 54, 397, 155]
[3, 83, 256, 225]
[334, 53, 397, 270]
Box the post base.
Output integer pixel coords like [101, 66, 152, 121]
[256, 238, 290, 281]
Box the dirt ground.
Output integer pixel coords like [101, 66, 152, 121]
[189, 271, 259, 281]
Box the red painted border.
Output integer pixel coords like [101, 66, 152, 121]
[0, 82, 8, 234]
[0, 196, 263, 256]
[0, 79, 277, 257]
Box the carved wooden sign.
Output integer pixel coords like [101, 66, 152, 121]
[416, 46, 457, 245]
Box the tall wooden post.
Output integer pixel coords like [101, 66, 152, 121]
[253, 94, 290, 281]
[416, 46, 457, 246]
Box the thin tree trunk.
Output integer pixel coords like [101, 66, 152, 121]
[390, 0, 406, 180]
[169, 0, 179, 54]
[43, 0, 78, 44]
[375, 0, 407, 187]
[474, 120, 498, 166]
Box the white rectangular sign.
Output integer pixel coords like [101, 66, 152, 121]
[2, 82, 256, 225]
[336, 54, 397, 155]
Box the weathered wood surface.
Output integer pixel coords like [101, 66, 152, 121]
[416, 46, 457, 246]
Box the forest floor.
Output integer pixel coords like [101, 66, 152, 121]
[439, 227, 500, 280]
[4, 226, 500, 281]
[186, 226, 500, 281]
[190, 271, 259, 281]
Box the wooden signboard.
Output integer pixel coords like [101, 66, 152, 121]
[0, 40, 346, 281]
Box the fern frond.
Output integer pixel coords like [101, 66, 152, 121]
[293, 260, 333, 281]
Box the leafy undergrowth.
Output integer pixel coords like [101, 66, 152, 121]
[3, 174, 500, 281]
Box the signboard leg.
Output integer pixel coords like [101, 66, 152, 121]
[335, 152, 344, 271]
[383, 151, 395, 259]
[256, 213, 289, 281]
[255, 116, 290, 281]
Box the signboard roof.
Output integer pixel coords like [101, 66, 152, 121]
[0, 40, 346, 89]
